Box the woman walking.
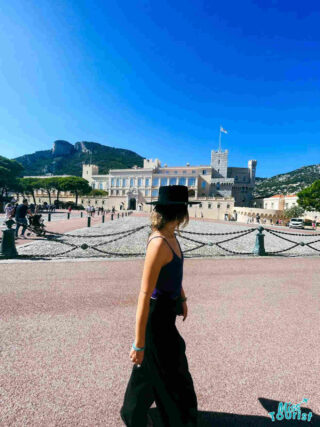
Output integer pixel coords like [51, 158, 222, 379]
[120, 186, 200, 427]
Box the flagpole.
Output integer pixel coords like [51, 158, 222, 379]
[218, 126, 221, 152]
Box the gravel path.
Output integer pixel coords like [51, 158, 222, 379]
[13, 215, 320, 259]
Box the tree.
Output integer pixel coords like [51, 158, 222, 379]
[283, 205, 305, 219]
[40, 178, 57, 204]
[19, 178, 42, 205]
[0, 156, 24, 197]
[296, 180, 320, 212]
[59, 177, 91, 205]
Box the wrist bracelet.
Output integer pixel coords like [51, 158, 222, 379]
[132, 341, 145, 351]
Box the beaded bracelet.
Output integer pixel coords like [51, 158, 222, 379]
[132, 341, 145, 351]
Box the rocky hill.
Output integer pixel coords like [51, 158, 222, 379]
[14, 140, 144, 176]
[253, 164, 320, 198]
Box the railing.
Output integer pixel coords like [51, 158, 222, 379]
[1, 215, 320, 260]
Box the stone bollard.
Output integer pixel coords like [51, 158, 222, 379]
[48, 213, 51, 222]
[111, 214, 114, 221]
[253, 226, 266, 256]
[0, 220, 18, 259]
[87, 217, 91, 228]
[102, 215, 105, 223]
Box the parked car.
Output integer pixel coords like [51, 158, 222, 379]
[288, 218, 304, 229]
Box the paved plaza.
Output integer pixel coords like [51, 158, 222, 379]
[1, 215, 319, 426]
[1, 252, 319, 426]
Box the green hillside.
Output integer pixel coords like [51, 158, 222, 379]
[14, 140, 144, 176]
[253, 164, 320, 198]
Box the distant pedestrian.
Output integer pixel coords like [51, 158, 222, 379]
[15, 199, 32, 239]
[68, 205, 72, 214]
[91, 206, 96, 217]
[312, 220, 316, 230]
[4, 203, 14, 220]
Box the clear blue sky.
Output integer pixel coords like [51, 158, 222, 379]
[0, 0, 319, 178]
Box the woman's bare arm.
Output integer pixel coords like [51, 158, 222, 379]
[134, 238, 169, 348]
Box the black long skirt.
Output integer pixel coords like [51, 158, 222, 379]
[120, 294, 198, 427]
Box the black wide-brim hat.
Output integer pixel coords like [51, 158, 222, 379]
[146, 185, 201, 205]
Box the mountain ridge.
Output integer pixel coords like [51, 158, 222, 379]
[13, 140, 145, 177]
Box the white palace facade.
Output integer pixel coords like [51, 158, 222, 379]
[82, 148, 257, 216]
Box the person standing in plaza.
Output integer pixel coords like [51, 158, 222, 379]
[15, 199, 32, 239]
[120, 185, 199, 427]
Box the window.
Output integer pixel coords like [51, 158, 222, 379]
[138, 178, 142, 187]
[216, 182, 220, 189]
[92, 183, 95, 189]
[218, 160, 220, 165]
[227, 204, 230, 208]
[202, 170, 207, 175]
[111, 178, 115, 186]
[99, 183, 103, 190]
[188, 178, 196, 186]
[201, 181, 206, 188]
[208, 203, 212, 208]
[152, 189, 158, 197]
[182, 170, 186, 174]
[130, 178, 134, 187]
[169, 177, 177, 185]
[145, 178, 150, 186]
[174, 170, 178, 174]
[116, 178, 120, 187]
[192, 170, 196, 174]
[160, 178, 168, 186]
[235, 176, 238, 181]
[152, 178, 159, 186]
[217, 204, 220, 208]
[179, 177, 186, 185]
[243, 176, 246, 181]
[145, 189, 149, 196]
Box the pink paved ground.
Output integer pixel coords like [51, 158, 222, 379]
[0, 256, 319, 426]
[13, 213, 114, 246]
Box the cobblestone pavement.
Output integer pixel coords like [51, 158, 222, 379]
[11, 214, 320, 259]
[0, 257, 319, 426]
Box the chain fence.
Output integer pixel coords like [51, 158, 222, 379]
[2, 217, 320, 260]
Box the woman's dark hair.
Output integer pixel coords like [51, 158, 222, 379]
[148, 204, 189, 237]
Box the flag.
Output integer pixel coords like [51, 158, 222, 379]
[220, 126, 228, 134]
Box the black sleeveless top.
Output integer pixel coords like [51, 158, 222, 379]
[146, 235, 184, 300]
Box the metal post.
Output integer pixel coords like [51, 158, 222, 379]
[48, 213, 51, 222]
[0, 221, 18, 259]
[102, 215, 105, 223]
[111, 213, 114, 221]
[253, 226, 266, 256]
[80, 211, 83, 218]
[87, 217, 91, 227]
[67, 212, 70, 220]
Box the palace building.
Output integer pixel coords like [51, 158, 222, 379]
[82, 148, 257, 211]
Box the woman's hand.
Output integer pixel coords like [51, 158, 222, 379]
[130, 347, 144, 366]
[182, 301, 188, 322]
